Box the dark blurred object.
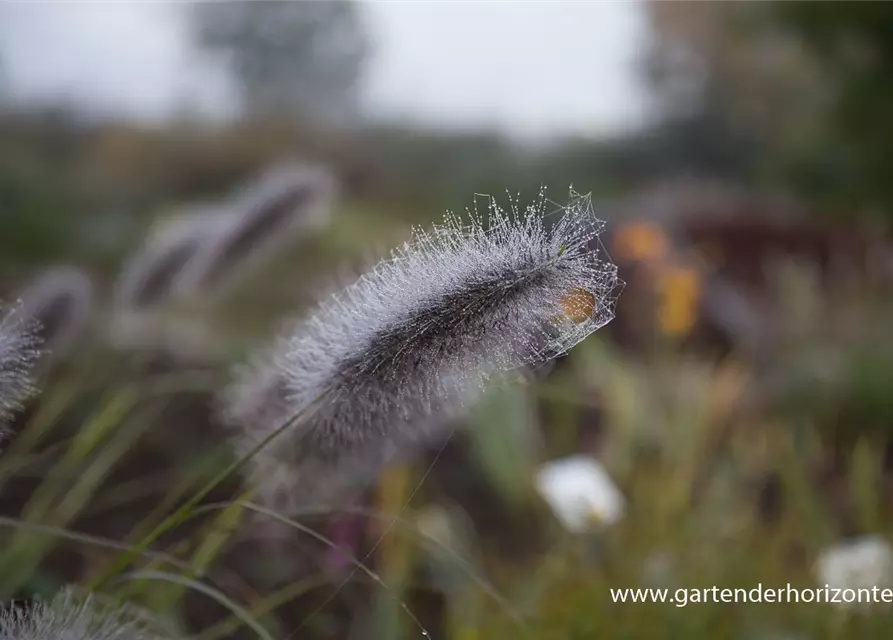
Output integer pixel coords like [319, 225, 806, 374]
[602, 181, 892, 357]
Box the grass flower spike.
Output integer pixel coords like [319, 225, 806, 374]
[18, 267, 94, 354]
[114, 206, 229, 310]
[0, 590, 169, 640]
[226, 189, 621, 508]
[175, 162, 337, 297]
[0, 302, 41, 427]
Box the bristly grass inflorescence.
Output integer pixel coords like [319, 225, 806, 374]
[18, 267, 94, 355]
[224, 189, 621, 508]
[0, 302, 42, 429]
[174, 162, 337, 299]
[114, 163, 336, 312]
[0, 589, 169, 640]
[113, 206, 228, 310]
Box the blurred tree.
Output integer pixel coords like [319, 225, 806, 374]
[771, 2, 893, 220]
[642, 1, 826, 187]
[188, 0, 370, 127]
[643, 0, 893, 222]
[645, 2, 825, 143]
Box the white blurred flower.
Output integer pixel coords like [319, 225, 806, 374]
[814, 534, 893, 608]
[535, 455, 625, 532]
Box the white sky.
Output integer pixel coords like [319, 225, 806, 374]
[0, 1, 654, 140]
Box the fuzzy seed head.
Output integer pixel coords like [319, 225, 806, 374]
[0, 302, 42, 426]
[226, 189, 620, 507]
[114, 206, 230, 310]
[0, 590, 169, 640]
[18, 267, 94, 353]
[175, 162, 337, 297]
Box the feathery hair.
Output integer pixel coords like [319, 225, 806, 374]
[0, 302, 41, 426]
[18, 267, 94, 354]
[175, 162, 337, 298]
[225, 189, 620, 508]
[0, 589, 169, 640]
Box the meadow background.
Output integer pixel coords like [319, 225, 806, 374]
[2, 2, 893, 638]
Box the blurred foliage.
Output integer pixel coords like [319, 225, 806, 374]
[0, 161, 73, 266]
[644, 0, 893, 222]
[768, 265, 893, 459]
[772, 2, 893, 220]
[0, 105, 825, 276]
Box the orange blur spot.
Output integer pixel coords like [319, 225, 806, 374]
[561, 287, 596, 323]
[614, 222, 670, 262]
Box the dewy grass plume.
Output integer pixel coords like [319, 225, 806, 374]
[175, 162, 337, 298]
[113, 206, 229, 310]
[0, 302, 42, 429]
[0, 589, 170, 640]
[18, 267, 94, 355]
[224, 189, 621, 508]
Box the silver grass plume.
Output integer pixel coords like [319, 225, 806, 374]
[18, 267, 94, 354]
[110, 208, 233, 355]
[224, 189, 620, 509]
[175, 162, 337, 298]
[113, 206, 230, 310]
[0, 302, 41, 426]
[0, 589, 170, 640]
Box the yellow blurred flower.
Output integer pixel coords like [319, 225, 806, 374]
[656, 266, 701, 338]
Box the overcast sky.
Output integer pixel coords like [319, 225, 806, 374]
[0, 1, 654, 140]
